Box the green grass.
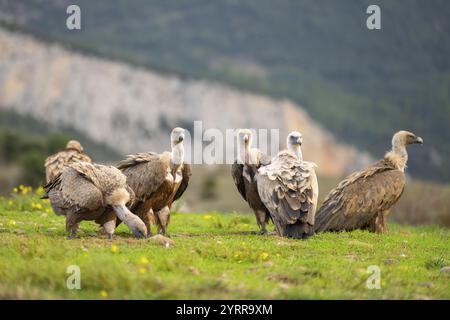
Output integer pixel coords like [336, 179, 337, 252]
[0, 189, 449, 299]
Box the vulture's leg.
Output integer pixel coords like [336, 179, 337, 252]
[254, 210, 268, 235]
[272, 218, 284, 237]
[66, 213, 79, 239]
[140, 209, 153, 237]
[156, 206, 170, 236]
[374, 210, 389, 233]
[96, 210, 117, 239]
[103, 219, 116, 240]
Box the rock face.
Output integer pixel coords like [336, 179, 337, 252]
[0, 28, 371, 176]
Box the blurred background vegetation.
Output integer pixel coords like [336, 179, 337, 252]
[1, 0, 449, 181]
[0, 110, 120, 191]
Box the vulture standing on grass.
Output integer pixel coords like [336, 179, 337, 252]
[314, 130, 423, 233]
[44, 140, 92, 183]
[43, 162, 147, 239]
[231, 129, 272, 234]
[117, 127, 191, 236]
[257, 132, 319, 239]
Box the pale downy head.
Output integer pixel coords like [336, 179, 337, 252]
[106, 188, 147, 238]
[171, 127, 185, 146]
[237, 129, 253, 163]
[66, 140, 83, 152]
[286, 131, 303, 160]
[392, 130, 423, 149]
[170, 127, 185, 165]
[386, 130, 423, 172]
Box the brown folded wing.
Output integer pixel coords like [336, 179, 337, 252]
[314, 159, 405, 232]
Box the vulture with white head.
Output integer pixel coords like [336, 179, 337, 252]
[44, 140, 92, 183]
[314, 130, 423, 233]
[117, 127, 191, 236]
[257, 132, 319, 239]
[231, 129, 272, 234]
[43, 162, 147, 239]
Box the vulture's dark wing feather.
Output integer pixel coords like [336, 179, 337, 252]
[117, 152, 168, 204]
[231, 162, 247, 201]
[314, 159, 405, 232]
[173, 163, 192, 202]
[44, 149, 92, 183]
[45, 165, 103, 216]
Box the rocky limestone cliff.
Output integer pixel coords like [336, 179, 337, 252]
[0, 28, 371, 176]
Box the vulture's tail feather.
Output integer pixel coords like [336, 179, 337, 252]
[283, 222, 314, 239]
[314, 202, 338, 232]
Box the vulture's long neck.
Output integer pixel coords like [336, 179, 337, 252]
[171, 142, 184, 166]
[238, 141, 250, 164]
[288, 143, 303, 161]
[386, 141, 408, 172]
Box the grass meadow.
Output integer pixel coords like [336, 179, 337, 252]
[0, 187, 448, 299]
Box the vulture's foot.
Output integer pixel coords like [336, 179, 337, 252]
[157, 225, 168, 236]
[258, 228, 268, 235]
[107, 233, 113, 240]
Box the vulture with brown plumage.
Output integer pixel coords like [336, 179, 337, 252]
[257, 132, 319, 239]
[117, 127, 191, 236]
[44, 140, 92, 183]
[231, 129, 272, 234]
[43, 162, 147, 239]
[314, 130, 423, 233]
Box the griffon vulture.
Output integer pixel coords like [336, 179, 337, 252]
[117, 127, 191, 236]
[43, 162, 147, 239]
[44, 140, 92, 183]
[257, 132, 319, 239]
[231, 129, 272, 234]
[314, 130, 423, 233]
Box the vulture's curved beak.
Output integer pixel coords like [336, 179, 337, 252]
[297, 137, 303, 145]
[415, 136, 424, 144]
[132, 228, 147, 239]
[178, 135, 184, 143]
[244, 135, 249, 143]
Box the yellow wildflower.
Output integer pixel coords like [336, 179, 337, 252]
[35, 186, 45, 196]
[203, 215, 212, 220]
[12, 188, 18, 193]
[110, 245, 119, 253]
[99, 290, 108, 298]
[139, 256, 149, 265]
[138, 267, 147, 274]
[260, 252, 270, 261]
[8, 220, 16, 226]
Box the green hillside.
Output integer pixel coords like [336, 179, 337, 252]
[0, 110, 121, 192]
[1, 0, 450, 181]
